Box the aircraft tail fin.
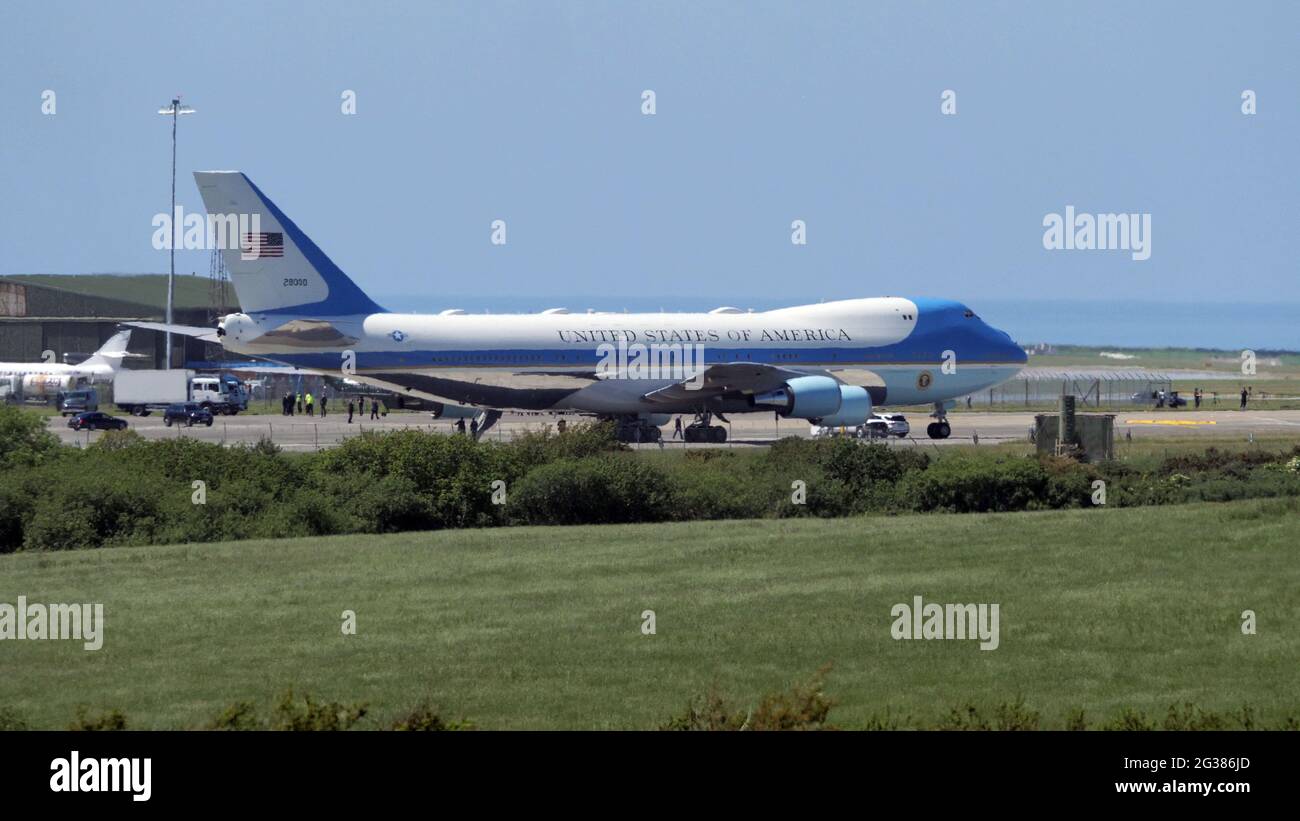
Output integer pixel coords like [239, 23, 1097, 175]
[192, 171, 385, 317]
[82, 329, 133, 370]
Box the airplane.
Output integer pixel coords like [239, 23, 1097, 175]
[0, 329, 133, 401]
[156, 171, 1026, 441]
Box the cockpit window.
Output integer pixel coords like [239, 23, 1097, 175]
[963, 310, 975, 318]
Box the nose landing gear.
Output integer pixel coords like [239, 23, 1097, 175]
[926, 402, 952, 439]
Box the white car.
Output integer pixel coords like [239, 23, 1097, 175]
[811, 413, 910, 440]
[862, 413, 910, 439]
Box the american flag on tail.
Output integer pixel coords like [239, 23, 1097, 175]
[241, 232, 284, 259]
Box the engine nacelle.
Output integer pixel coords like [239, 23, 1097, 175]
[430, 402, 481, 420]
[752, 375, 842, 419]
[22, 373, 75, 397]
[816, 385, 873, 427]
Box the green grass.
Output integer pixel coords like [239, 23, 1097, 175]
[1, 500, 1296, 729]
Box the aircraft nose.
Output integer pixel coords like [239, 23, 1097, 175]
[987, 322, 1027, 365]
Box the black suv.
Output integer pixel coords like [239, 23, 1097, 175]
[67, 411, 128, 431]
[163, 402, 214, 427]
[58, 389, 99, 416]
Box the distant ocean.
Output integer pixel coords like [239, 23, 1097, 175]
[373, 294, 1299, 352]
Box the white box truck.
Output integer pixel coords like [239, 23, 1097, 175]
[114, 370, 248, 416]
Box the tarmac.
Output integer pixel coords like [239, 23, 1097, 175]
[48, 407, 1300, 451]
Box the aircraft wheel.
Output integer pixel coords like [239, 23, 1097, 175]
[709, 425, 727, 443]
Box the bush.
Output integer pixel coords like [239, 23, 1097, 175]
[313, 430, 512, 528]
[507, 420, 626, 471]
[21, 466, 171, 550]
[389, 701, 474, 731]
[270, 689, 367, 731]
[0, 404, 60, 469]
[69, 707, 128, 731]
[509, 455, 677, 525]
[0, 707, 30, 730]
[662, 459, 773, 520]
[205, 701, 261, 731]
[898, 456, 1051, 513]
[937, 697, 1041, 730]
[661, 667, 836, 731]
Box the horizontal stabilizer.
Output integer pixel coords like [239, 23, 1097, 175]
[124, 321, 221, 344]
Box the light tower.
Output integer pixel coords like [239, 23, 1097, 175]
[157, 96, 195, 368]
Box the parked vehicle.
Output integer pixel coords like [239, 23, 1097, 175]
[162, 402, 214, 427]
[66, 410, 128, 431]
[116, 370, 247, 416]
[863, 412, 910, 439]
[58, 388, 99, 416]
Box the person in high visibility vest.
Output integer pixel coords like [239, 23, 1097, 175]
[305, 392, 314, 417]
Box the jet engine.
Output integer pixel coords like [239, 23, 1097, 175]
[815, 385, 872, 427]
[430, 402, 481, 420]
[752, 375, 842, 419]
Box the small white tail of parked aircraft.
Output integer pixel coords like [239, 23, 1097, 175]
[148, 172, 1026, 441]
[0, 330, 134, 399]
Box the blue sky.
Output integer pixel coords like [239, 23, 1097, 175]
[2, 1, 1297, 313]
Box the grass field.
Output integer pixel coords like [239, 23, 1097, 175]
[2, 499, 1296, 730]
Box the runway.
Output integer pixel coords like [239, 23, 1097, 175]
[49, 408, 1300, 451]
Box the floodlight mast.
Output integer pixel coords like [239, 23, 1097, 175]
[157, 97, 195, 368]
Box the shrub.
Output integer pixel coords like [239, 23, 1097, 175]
[270, 689, 367, 731]
[0, 707, 30, 731]
[936, 698, 1041, 730]
[898, 456, 1050, 513]
[0, 404, 60, 469]
[389, 701, 474, 731]
[662, 460, 772, 520]
[205, 701, 261, 730]
[21, 467, 170, 550]
[509, 455, 677, 525]
[507, 420, 626, 471]
[69, 707, 128, 731]
[313, 430, 512, 528]
[661, 667, 835, 731]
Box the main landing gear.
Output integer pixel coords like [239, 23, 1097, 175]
[614, 416, 663, 444]
[926, 401, 951, 440]
[684, 412, 727, 444]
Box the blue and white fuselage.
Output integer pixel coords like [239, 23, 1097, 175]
[194, 172, 1026, 431]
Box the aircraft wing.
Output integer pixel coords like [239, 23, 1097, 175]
[641, 362, 801, 403]
[124, 321, 222, 344]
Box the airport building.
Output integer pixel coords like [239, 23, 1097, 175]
[0, 273, 237, 368]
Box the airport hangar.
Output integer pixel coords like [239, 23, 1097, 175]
[0, 273, 236, 369]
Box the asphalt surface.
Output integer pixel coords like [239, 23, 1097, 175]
[49, 407, 1300, 451]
